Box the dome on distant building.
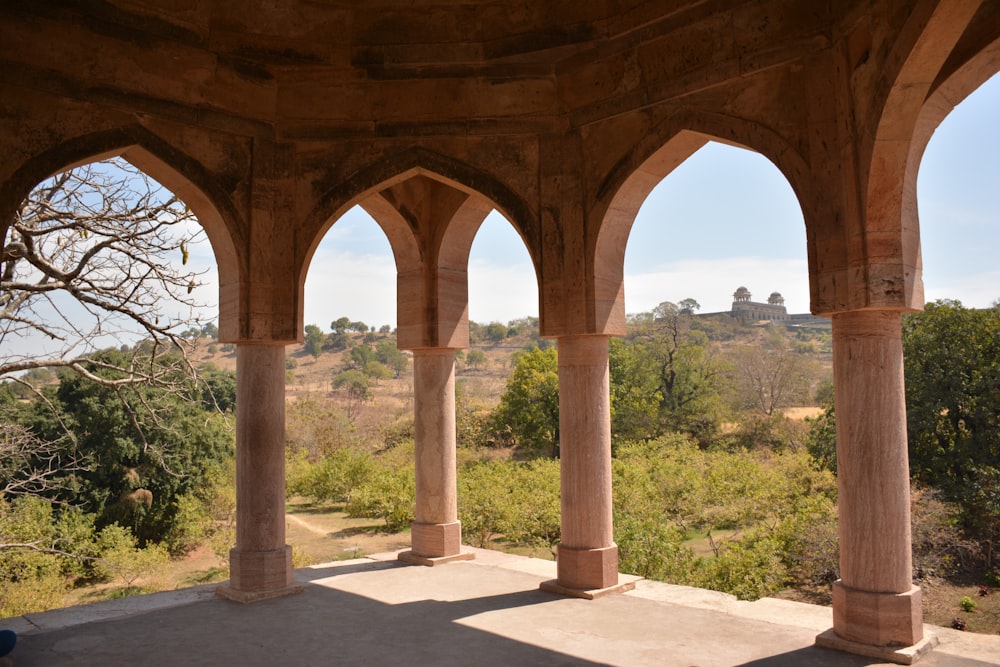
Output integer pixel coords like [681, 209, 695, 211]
[731, 286, 789, 321]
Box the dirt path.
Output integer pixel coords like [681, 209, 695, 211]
[286, 513, 328, 537]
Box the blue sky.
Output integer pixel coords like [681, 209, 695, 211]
[304, 71, 998, 329]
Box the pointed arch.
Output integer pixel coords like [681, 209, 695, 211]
[298, 147, 539, 287]
[590, 112, 810, 334]
[0, 126, 245, 339]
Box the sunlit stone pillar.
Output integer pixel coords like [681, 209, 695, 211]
[827, 310, 924, 649]
[399, 348, 472, 565]
[219, 343, 300, 602]
[546, 334, 623, 594]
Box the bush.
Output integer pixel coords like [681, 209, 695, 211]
[458, 459, 560, 550]
[95, 524, 170, 588]
[699, 532, 787, 601]
[960, 596, 978, 613]
[616, 515, 697, 582]
[288, 448, 378, 504]
[345, 465, 415, 532]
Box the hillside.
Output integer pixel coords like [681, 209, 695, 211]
[189, 312, 831, 437]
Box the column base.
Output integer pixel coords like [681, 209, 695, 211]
[398, 550, 476, 566]
[540, 573, 639, 600]
[216, 582, 304, 604]
[410, 521, 463, 558]
[552, 544, 620, 592]
[816, 629, 938, 665]
[219, 545, 297, 601]
[832, 581, 924, 647]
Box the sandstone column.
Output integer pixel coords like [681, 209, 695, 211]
[831, 310, 922, 646]
[401, 347, 471, 563]
[553, 335, 617, 591]
[219, 343, 298, 601]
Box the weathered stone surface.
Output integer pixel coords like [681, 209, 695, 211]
[2, 3, 997, 659]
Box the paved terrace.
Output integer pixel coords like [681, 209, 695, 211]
[2, 548, 997, 667]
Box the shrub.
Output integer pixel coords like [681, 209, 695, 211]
[345, 465, 415, 532]
[960, 596, 977, 613]
[289, 448, 378, 504]
[458, 459, 560, 550]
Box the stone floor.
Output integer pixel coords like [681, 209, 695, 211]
[2, 548, 998, 667]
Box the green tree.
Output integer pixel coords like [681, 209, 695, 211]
[628, 304, 727, 445]
[490, 347, 560, 457]
[608, 338, 660, 443]
[363, 360, 394, 382]
[485, 322, 508, 343]
[332, 370, 371, 419]
[375, 339, 409, 377]
[323, 331, 352, 352]
[94, 523, 170, 590]
[459, 459, 560, 550]
[14, 353, 235, 545]
[349, 344, 376, 369]
[465, 349, 487, 369]
[305, 324, 327, 357]
[331, 317, 352, 334]
[199, 365, 237, 412]
[903, 299, 1000, 554]
[678, 298, 701, 315]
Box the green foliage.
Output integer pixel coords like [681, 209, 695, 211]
[615, 514, 697, 582]
[324, 331, 353, 352]
[960, 596, 978, 613]
[458, 459, 560, 550]
[349, 344, 376, 369]
[363, 360, 394, 382]
[199, 365, 237, 412]
[304, 324, 326, 357]
[609, 338, 660, 443]
[455, 381, 490, 449]
[903, 300, 1000, 547]
[465, 349, 487, 369]
[805, 405, 837, 473]
[333, 369, 370, 401]
[375, 339, 409, 377]
[623, 307, 728, 445]
[698, 532, 786, 601]
[612, 436, 838, 599]
[288, 448, 378, 504]
[0, 495, 180, 615]
[345, 462, 415, 532]
[489, 347, 560, 457]
[11, 355, 236, 546]
[485, 322, 508, 342]
[331, 317, 352, 334]
[94, 523, 170, 588]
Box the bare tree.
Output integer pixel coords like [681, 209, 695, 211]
[2, 159, 211, 387]
[1, 159, 216, 494]
[0, 423, 84, 497]
[732, 334, 814, 416]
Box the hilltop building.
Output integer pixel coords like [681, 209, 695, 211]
[730, 287, 790, 322]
